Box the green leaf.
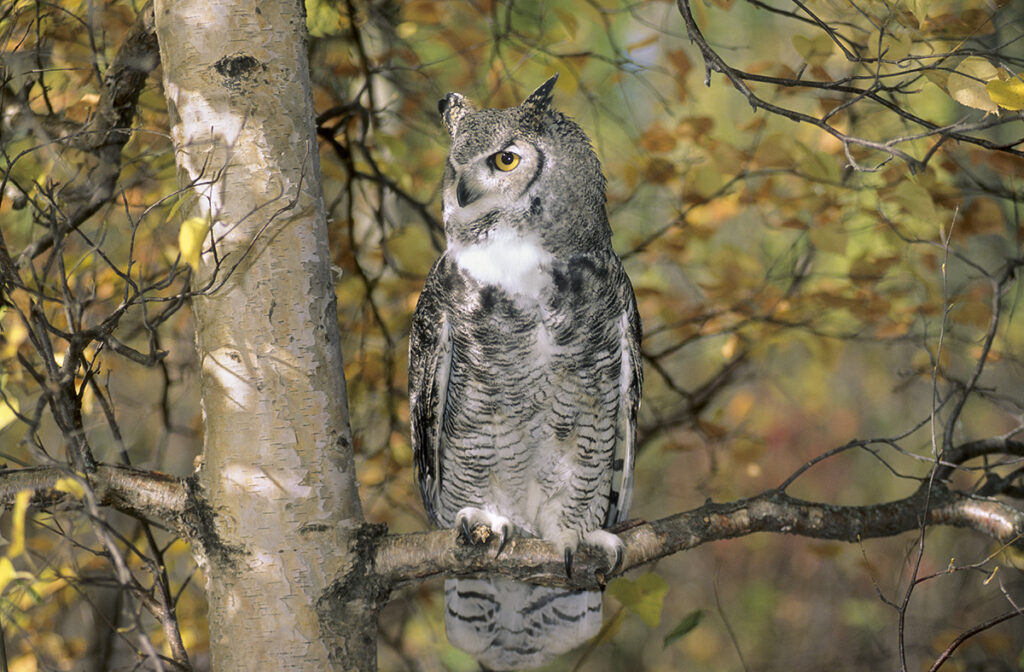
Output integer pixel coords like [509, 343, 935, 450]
[554, 9, 579, 40]
[791, 33, 833, 66]
[808, 223, 846, 255]
[607, 573, 669, 627]
[663, 609, 704, 648]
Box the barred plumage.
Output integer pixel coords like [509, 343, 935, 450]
[409, 75, 642, 671]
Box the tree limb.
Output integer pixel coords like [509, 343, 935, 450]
[0, 463, 188, 535]
[375, 484, 1024, 592]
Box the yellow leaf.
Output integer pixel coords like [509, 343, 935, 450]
[721, 333, 740, 359]
[179, 216, 211, 271]
[0, 557, 33, 596]
[386, 225, 434, 275]
[8, 490, 31, 558]
[0, 397, 19, 431]
[792, 33, 833, 66]
[305, 0, 345, 37]
[395, 21, 417, 39]
[946, 56, 999, 113]
[987, 75, 1024, 110]
[54, 477, 85, 499]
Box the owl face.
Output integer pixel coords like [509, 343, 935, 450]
[441, 136, 543, 232]
[437, 75, 610, 253]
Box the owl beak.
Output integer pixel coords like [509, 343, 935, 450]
[456, 174, 481, 208]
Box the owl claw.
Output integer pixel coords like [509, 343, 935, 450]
[495, 525, 510, 557]
[582, 529, 626, 576]
[454, 507, 515, 551]
[564, 548, 574, 578]
[458, 517, 473, 543]
[610, 545, 624, 576]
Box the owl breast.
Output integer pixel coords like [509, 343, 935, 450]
[434, 251, 624, 538]
[449, 228, 552, 297]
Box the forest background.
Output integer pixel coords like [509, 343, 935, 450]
[0, 0, 1022, 670]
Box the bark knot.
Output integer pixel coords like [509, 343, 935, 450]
[212, 53, 266, 93]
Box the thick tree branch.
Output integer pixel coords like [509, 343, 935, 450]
[375, 483, 1023, 592]
[0, 463, 188, 534]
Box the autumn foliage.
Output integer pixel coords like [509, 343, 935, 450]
[1, 0, 1022, 670]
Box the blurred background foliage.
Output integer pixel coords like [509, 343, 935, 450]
[1, 0, 1022, 670]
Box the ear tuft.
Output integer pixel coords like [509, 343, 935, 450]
[439, 92, 474, 138]
[522, 74, 559, 113]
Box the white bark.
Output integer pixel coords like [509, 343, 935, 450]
[153, 0, 372, 669]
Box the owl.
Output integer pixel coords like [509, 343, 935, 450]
[409, 74, 642, 671]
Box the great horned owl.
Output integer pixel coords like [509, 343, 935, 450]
[409, 75, 642, 670]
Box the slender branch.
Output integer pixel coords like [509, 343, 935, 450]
[674, 0, 1024, 171]
[12, 1, 159, 267]
[928, 609, 1023, 672]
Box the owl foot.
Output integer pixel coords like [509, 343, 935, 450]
[561, 529, 625, 580]
[584, 529, 626, 576]
[454, 507, 512, 555]
[552, 528, 622, 577]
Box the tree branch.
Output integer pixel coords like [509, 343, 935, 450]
[0, 463, 188, 534]
[674, 0, 1024, 171]
[375, 436, 1024, 592]
[375, 484, 1023, 592]
[13, 1, 159, 267]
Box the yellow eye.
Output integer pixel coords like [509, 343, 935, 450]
[493, 150, 521, 172]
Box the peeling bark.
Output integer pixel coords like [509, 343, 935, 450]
[153, 0, 371, 669]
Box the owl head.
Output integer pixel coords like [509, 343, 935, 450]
[437, 75, 611, 252]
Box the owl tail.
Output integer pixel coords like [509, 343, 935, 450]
[444, 577, 602, 671]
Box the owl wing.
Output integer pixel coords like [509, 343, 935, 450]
[606, 272, 643, 526]
[408, 255, 454, 526]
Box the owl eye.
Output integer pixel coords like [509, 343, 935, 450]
[492, 150, 521, 172]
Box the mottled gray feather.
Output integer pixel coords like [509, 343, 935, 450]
[409, 76, 642, 670]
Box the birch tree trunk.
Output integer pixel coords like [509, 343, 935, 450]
[153, 0, 375, 668]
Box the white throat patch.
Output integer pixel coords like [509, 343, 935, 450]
[450, 230, 552, 296]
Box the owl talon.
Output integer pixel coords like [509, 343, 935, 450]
[454, 507, 515, 550]
[564, 548, 574, 579]
[496, 525, 510, 556]
[610, 546, 624, 576]
[582, 529, 625, 576]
